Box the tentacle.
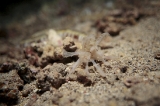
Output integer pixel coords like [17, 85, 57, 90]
[90, 59, 106, 77]
[84, 62, 90, 76]
[63, 50, 79, 57]
[96, 33, 110, 46]
[70, 59, 81, 74]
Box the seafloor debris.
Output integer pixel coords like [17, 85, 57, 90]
[23, 29, 86, 67]
[95, 8, 154, 36]
[154, 51, 160, 60]
[0, 70, 24, 105]
[36, 63, 67, 90]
